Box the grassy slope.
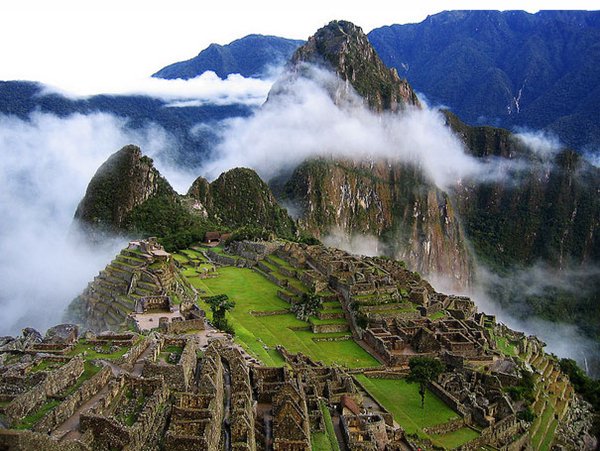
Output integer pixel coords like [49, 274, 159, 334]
[188, 266, 379, 368]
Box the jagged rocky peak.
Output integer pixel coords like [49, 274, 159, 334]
[291, 20, 420, 111]
[74, 144, 174, 234]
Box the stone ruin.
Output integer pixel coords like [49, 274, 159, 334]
[0, 240, 590, 449]
[65, 238, 199, 333]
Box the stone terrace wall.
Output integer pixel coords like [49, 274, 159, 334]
[145, 338, 198, 391]
[5, 356, 85, 426]
[428, 381, 469, 418]
[165, 318, 206, 334]
[80, 376, 169, 451]
[0, 429, 90, 451]
[116, 336, 151, 371]
[34, 365, 113, 433]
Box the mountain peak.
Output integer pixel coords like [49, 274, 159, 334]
[291, 20, 420, 111]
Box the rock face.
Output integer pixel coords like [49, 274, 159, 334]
[290, 20, 420, 112]
[283, 159, 472, 285]
[272, 21, 472, 286]
[446, 112, 600, 269]
[74, 145, 173, 235]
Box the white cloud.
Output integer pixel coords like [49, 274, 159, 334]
[40, 71, 273, 107]
[201, 65, 520, 190]
[0, 112, 188, 335]
[514, 129, 562, 158]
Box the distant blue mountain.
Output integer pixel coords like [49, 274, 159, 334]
[0, 81, 252, 164]
[368, 10, 600, 150]
[153, 34, 305, 80]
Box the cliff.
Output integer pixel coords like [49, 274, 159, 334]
[283, 158, 472, 286]
[290, 20, 420, 112]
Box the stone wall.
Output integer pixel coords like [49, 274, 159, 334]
[79, 375, 169, 451]
[311, 323, 349, 334]
[34, 365, 113, 433]
[144, 338, 197, 391]
[427, 381, 469, 418]
[5, 356, 85, 426]
[277, 290, 296, 304]
[458, 415, 526, 450]
[165, 318, 206, 334]
[206, 250, 237, 266]
[116, 336, 151, 370]
[0, 429, 90, 451]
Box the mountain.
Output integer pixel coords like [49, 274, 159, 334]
[368, 10, 600, 150]
[188, 168, 297, 237]
[153, 34, 305, 79]
[274, 21, 473, 286]
[290, 20, 420, 111]
[74, 146, 296, 249]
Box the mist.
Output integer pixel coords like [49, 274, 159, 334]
[430, 263, 600, 377]
[41, 70, 274, 107]
[322, 228, 386, 258]
[202, 65, 522, 189]
[0, 112, 186, 336]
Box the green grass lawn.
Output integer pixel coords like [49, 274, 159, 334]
[354, 375, 478, 448]
[193, 266, 379, 369]
[432, 427, 480, 449]
[495, 335, 518, 356]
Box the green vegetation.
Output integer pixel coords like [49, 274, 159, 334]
[205, 294, 236, 335]
[494, 335, 518, 357]
[559, 358, 600, 437]
[190, 266, 378, 368]
[407, 357, 445, 408]
[14, 399, 61, 430]
[319, 400, 340, 451]
[354, 375, 467, 447]
[68, 340, 129, 360]
[431, 427, 480, 449]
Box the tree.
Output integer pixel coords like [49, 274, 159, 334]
[407, 357, 445, 408]
[205, 294, 236, 333]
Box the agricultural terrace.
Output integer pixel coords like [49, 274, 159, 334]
[178, 248, 379, 368]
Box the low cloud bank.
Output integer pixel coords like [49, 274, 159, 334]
[41, 71, 274, 107]
[0, 112, 184, 335]
[202, 65, 525, 189]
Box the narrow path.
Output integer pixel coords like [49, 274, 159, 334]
[222, 358, 232, 451]
[52, 354, 139, 441]
[331, 411, 349, 451]
[52, 382, 110, 441]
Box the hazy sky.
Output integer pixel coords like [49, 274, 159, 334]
[1, 0, 596, 93]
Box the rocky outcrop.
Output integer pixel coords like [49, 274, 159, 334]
[290, 20, 420, 112]
[73, 145, 174, 236]
[187, 167, 297, 238]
